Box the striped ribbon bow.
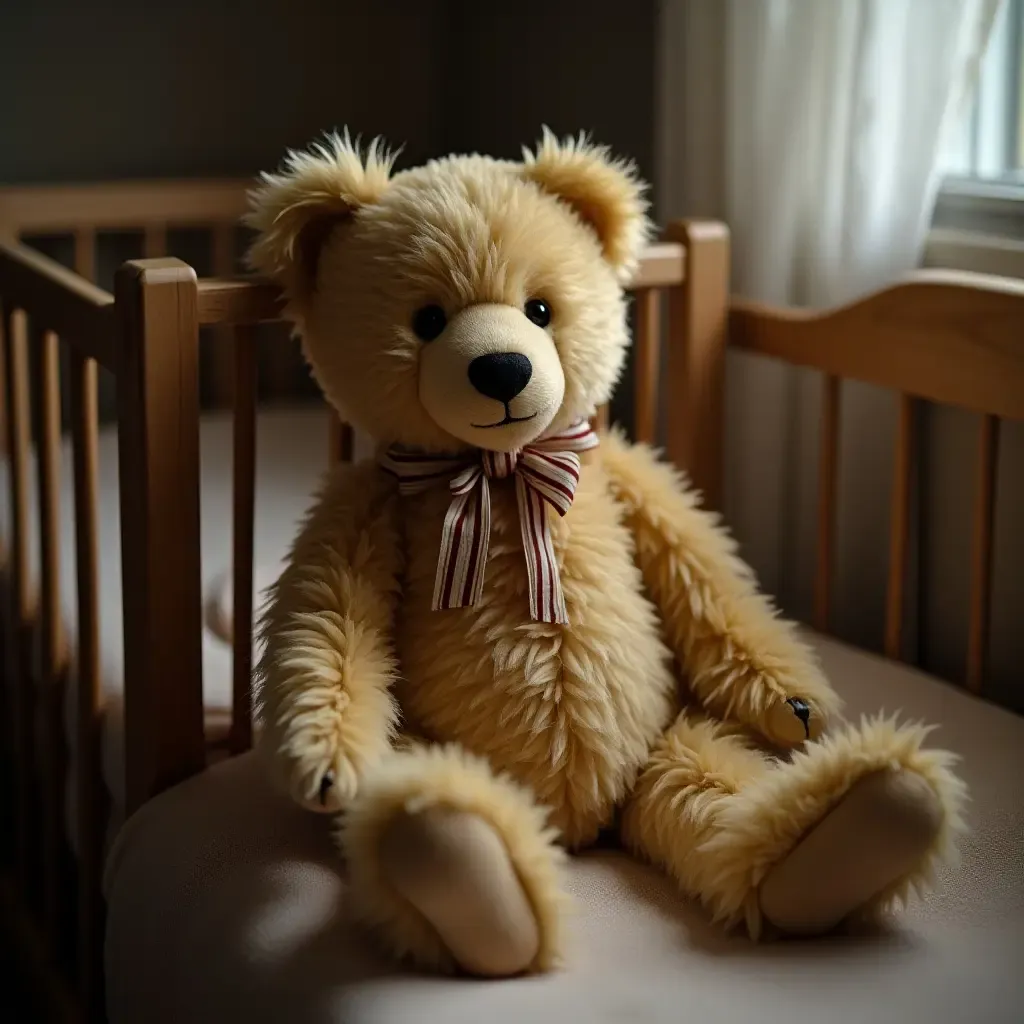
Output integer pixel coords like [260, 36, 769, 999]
[380, 421, 600, 624]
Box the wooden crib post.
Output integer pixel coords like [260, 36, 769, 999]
[115, 258, 205, 816]
[663, 220, 730, 511]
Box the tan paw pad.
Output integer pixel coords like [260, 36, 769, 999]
[758, 767, 944, 935]
[378, 805, 541, 977]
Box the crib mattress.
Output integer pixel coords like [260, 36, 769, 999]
[102, 628, 1024, 1024]
[0, 403, 352, 850]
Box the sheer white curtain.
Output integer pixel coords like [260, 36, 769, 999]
[656, 0, 1001, 645]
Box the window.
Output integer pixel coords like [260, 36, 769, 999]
[929, 0, 1024, 269]
[941, 0, 1023, 183]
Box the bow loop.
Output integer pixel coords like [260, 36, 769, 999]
[381, 420, 600, 624]
[517, 450, 581, 517]
[450, 464, 482, 497]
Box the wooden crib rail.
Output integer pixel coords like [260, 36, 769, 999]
[729, 269, 1024, 421]
[0, 178, 252, 235]
[728, 268, 1024, 694]
[196, 277, 282, 324]
[0, 241, 115, 367]
[1, 178, 257, 409]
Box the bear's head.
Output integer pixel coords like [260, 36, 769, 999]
[245, 127, 651, 454]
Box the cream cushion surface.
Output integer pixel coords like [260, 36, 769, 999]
[103, 630, 1024, 1024]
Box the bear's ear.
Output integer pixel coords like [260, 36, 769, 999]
[244, 130, 397, 302]
[521, 127, 651, 278]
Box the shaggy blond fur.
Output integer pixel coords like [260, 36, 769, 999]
[254, 459, 402, 811]
[601, 430, 844, 745]
[248, 129, 969, 974]
[246, 128, 398, 311]
[521, 126, 650, 281]
[621, 711, 966, 938]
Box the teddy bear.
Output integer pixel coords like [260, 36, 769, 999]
[243, 127, 967, 978]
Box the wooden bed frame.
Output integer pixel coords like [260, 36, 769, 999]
[0, 180, 1021, 1023]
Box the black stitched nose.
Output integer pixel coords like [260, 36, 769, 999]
[468, 352, 533, 403]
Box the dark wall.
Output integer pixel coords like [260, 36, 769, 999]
[440, 0, 658, 190]
[0, 0, 446, 183]
[1, 1, 657, 188]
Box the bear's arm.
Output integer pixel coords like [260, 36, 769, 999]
[599, 430, 842, 746]
[255, 458, 403, 812]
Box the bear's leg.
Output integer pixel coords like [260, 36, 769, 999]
[622, 711, 966, 939]
[337, 742, 566, 977]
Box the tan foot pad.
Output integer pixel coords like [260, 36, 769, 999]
[378, 806, 541, 977]
[759, 768, 944, 936]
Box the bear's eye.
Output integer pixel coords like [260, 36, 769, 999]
[412, 305, 447, 342]
[524, 298, 552, 328]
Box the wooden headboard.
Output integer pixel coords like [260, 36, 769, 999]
[728, 269, 1024, 693]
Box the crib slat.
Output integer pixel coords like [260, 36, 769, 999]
[328, 413, 354, 465]
[966, 414, 999, 693]
[210, 223, 237, 405]
[70, 349, 103, 1014]
[263, 336, 296, 401]
[633, 287, 661, 444]
[0, 300, 7, 462]
[37, 328, 67, 944]
[814, 375, 841, 632]
[3, 303, 36, 880]
[38, 330, 65, 673]
[884, 395, 916, 659]
[230, 326, 257, 754]
[74, 227, 96, 283]
[3, 307, 33, 631]
[592, 404, 610, 432]
[115, 259, 205, 811]
[143, 223, 168, 259]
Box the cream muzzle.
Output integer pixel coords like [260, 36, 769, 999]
[418, 303, 565, 452]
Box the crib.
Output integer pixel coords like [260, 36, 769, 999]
[0, 177, 300, 1020]
[0, 180, 1022, 1024]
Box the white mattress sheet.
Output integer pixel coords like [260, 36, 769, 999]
[103, 628, 1024, 1024]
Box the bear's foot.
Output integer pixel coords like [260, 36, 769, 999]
[692, 714, 967, 938]
[379, 805, 540, 976]
[338, 741, 567, 975]
[758, 767, 943, 935]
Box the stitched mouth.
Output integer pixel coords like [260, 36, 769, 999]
[472, 407, 538, 430]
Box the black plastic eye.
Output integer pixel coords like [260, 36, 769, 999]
[412, 304, 447, 342]
[524, 298, 551, 328]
